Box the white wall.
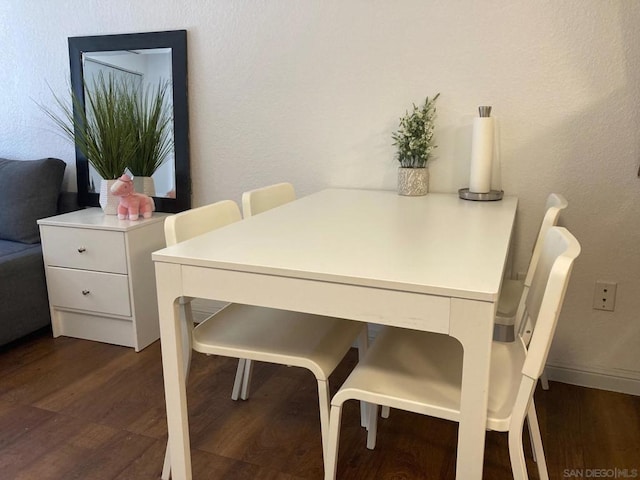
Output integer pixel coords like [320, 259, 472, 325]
[1, 0, 639, 393]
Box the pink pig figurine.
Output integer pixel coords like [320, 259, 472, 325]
[110, 174, 155, 220]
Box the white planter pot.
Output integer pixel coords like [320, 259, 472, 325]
[397, 167, 429, 196]
[133, 176, 156, 196]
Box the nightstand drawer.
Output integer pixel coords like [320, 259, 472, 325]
[46, 267, 132, 317]
[40, 226, 127, 274]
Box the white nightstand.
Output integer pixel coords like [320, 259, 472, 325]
[38, 208, 170, 351]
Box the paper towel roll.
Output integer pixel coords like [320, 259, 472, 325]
[469, 117, 494, 194]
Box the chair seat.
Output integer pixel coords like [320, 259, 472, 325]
[496, 278, 524, 322]
[193, 303, 364, 381]
[332, 326, 526, 431]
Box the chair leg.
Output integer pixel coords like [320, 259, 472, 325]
[526, 415, 537, 463]
[231, 359, 246, 400]
[365, 403, 389, 449]
[509, 376, 537, 480]
[161, 442, 172, 480]
[540, 370, 550, 390]
[366, 404, 379, 450]
[525, 396, 538, 464]
[317, 379, 332, 462]
[508, 391, 529, 480]
[508, 422, 529, 480]
[527, 400, 549, 480]
[240, 359, 254, 400]
[325, 403, 343, 480]
[357, 326, 369, 428]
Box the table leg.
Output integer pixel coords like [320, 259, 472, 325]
[156, 262, 192, 480]
[449, 298, 494, 480]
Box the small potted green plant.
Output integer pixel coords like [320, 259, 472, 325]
[41, 73, 136, 213]
[122, 80, 174, 196]
[392, 93, 440, 196]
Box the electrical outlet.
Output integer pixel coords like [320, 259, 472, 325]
[593, 281, 617, 311]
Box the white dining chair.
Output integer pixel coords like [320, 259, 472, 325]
[230, 182, 298, 401]
[495, 193, 567, 391]
[325, 226, 580, 480]
[161, 199, 368, 479]
[242, 181, 296, 218]
[494, 193, 568, 341]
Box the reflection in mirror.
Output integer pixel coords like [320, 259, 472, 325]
[83, 49, 175, 198]
[69, 30, 190, 213]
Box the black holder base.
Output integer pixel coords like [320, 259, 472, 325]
[458, 188, 504, 201]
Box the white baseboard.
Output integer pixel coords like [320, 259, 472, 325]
[545, 364, 640, 396]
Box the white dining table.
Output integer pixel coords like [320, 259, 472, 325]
[153, 188, 518, 480]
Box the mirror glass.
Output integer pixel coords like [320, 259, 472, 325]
[69, 30, 190, 213]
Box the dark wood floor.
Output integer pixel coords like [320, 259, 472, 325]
[0, 328, 638, 480]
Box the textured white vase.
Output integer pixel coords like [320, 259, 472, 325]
[397, 167, 429, 196]
[99, 179, 120, 215]
[133, 176, 156, 196]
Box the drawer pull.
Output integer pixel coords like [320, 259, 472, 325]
[77, 247, 87, 253]
[82, 290, 90, 296]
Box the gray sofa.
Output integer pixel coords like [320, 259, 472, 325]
[0, 157, 69, 346]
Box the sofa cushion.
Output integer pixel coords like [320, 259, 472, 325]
[0, 240, 50, 345]
[0, 158, 66, 244]
[0, 239, 40, 260]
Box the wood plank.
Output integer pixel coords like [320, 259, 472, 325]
[0, 330, 638, 479]
[0, 400, 56, 450]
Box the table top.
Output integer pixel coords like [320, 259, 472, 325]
[152, 188, 517, 302]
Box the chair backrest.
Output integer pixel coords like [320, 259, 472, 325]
[164, 200, 242, 246]
[518, 226, 580, 379]
[511, 194, 568, 335]
[523, 193, 568, 288]
[241, 182, 296, 218]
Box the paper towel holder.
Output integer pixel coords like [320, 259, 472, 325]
[459, 105, 503, 201]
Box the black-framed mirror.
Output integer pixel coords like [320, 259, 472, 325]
[69, 30, 190, 213]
